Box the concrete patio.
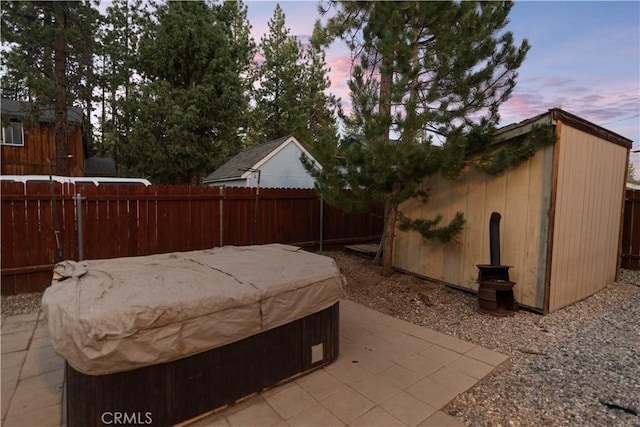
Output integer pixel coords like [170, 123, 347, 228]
[2, 300, 508, 426]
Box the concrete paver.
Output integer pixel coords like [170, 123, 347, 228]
[380, 391, 438, 426]
[1, 300, 508, 426]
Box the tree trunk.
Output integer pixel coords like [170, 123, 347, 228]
[189, 168, 199, 186]
[378, 43, 395, 276]
[378, 51, 392, 142]
[381, 198, 399, 277]
[53, 2, 69, 176]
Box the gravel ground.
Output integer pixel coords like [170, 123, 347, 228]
[2, 252, 639, 427]
[1, 291, 43, 318]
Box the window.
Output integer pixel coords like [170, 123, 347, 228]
[1, 122, 24, 146]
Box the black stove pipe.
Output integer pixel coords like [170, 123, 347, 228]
[489, 212, 501, 266]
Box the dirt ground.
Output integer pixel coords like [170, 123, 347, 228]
[328, 249, 477, 324]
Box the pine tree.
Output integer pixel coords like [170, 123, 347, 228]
[310, 1, 534, 276]
[301, 21, 341, 149]
[117, 0, 252, 184]
[216, 0, 256, 155]
[97, 0, 146, 156]
[250, 5, 339, 152]
[251, 4, 305, 143]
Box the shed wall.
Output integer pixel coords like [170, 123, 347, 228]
[547, 123, 628, 312]
[394, 144, 554, 310]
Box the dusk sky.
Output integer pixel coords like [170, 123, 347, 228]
[245, 1, 640, 175]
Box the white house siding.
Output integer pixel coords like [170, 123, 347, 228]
[249, 141, 316, 189]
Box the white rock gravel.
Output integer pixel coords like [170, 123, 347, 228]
[2, 253, 639, 427]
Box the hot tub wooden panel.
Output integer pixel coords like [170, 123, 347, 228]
[66, 302, 340, 427]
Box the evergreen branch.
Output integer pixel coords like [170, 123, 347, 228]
[398, 211, 466, 244]
[470, 123, 556, 175]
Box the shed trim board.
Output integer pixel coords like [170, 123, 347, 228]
[394, 108, 631, 314]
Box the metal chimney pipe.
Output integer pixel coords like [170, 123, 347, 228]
[489, 212, 501, 266]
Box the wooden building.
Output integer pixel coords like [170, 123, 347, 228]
[394, 108, 631, 313]
[1, 98, 86, 176]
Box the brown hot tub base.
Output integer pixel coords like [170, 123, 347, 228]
[66, 302, 339, 427]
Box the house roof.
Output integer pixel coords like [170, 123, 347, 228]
[203, 135, 296, 183]
[1, 98, 84, 125]
[84, 157, 117, 177]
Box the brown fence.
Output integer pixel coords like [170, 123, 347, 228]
[621, 188, 640, 270]
[1, 182, 384, 295]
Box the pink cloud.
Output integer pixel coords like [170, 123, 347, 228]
[326, 53, 354, 115]
[253, 51, 265, 66]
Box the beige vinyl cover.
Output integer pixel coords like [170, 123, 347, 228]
[42, 244, 346, 376]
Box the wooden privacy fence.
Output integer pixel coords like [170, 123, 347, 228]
[1, 182, 384, 295]
[621, 188, 640, 270]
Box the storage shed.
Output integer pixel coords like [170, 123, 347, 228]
[394, 108, 632, 313]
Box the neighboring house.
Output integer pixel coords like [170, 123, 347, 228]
[84, 157, 117, 177]
[0, 98, 116, 177]
[203, 135, 321, 188]
[394, 108, 631, 314]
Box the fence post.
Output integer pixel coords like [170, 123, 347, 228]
[219, 186, 225, 247]
[319, 196, 324, 253]
[75, 193, 84, 261]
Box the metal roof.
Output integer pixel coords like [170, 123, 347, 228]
[494, 108, 633, 149]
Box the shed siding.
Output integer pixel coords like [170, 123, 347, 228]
[548, 124, 628, 312]
[394, 144, 553, 309]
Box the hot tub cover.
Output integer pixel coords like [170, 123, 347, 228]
[42, 244, 346, 375]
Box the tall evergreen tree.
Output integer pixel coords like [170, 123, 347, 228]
[216, 0, 256, 155]
[301, 21, 341, 149]
[251, 4, 305, 143]
[117, 0, 252, 184]
[309, 1, 536, 276]
[250, 4, 339, 150]
[97, 0, 146, 156]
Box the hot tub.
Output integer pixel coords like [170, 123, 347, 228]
[42, 244, 345, 426]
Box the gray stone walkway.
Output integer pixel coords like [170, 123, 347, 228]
[1, 300, 508, 426]
[2, 311, 64, 427]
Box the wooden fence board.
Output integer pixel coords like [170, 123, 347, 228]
[1, 184, 384, 295]
[621, 189, 640, 270]
[62, 187, 77, 262]
[82, 185, 99, 260]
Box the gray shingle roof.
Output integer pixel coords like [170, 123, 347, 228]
[203, 136, 292, 183]
[1, 98, 84, 124]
